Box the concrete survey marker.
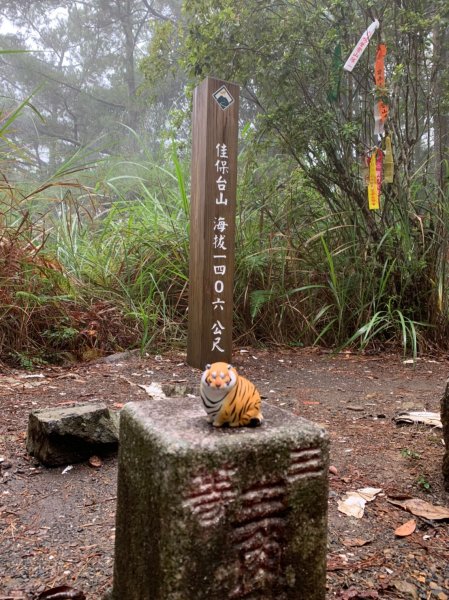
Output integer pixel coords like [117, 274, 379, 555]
[110, 399, 329, 600]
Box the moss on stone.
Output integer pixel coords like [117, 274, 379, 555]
[111, 399, 329, 600]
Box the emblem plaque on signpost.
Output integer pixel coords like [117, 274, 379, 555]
[212, 85, 235, 110]
[187, 77, 240, 369]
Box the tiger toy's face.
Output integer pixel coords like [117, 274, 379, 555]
[201, 362, 237, 393]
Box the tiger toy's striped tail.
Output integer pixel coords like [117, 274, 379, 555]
[200, 362, 263, 428]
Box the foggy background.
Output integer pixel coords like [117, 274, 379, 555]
[0, 0, 183, 177]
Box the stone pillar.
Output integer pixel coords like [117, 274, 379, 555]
[110, 399, 329, 600]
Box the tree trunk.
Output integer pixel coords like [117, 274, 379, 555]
[430, 19, 449, 328]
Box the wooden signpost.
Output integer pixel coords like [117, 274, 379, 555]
[187, 77, 239, 369]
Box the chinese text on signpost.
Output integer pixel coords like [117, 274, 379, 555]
[187, 77, 239, 369]
[211, 143, 230, 353]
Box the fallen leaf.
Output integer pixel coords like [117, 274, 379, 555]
[137, 382, 167, 398]
[384, 490, 413, 500]
[55, 373, 86, 381]
[327, 553, 349, 571]
[394, 411, 442, 428]
[0, 375, 47, 389]
[338, 493, 366, 518]
[37, 586, 86, 599]
[55, 401, 79, 406]
[337, 587, 379, 599]
[329, 465, 338, 475]
[338, 488, 382, 519]
[88, 455, 103, 469]
[357, 488, 383, 501]
[394, 519, 416, 537]
[388, 498, 449, 520]
[342, 537, 372, 547]
[389, 580, 418, 599]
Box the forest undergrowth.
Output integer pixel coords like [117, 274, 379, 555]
[1, 140, 449, 368]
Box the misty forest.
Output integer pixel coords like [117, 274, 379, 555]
[1, 0, 449, 366]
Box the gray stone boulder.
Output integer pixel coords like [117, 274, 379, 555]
[26, 403, 119, 466]
[442, 379, 449, 490]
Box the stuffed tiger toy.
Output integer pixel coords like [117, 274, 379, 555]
[200, 362, 263, 427]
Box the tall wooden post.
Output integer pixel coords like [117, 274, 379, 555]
[187, 77, 239, 369]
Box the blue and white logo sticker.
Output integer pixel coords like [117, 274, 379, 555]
[212, 86, 234, 110]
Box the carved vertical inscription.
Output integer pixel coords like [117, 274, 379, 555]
[182, 467, 237, 527]
[229, 478, 288, 599]
[286, 447, 323, 483]
[227, 448, 324, 598]
[183, 447, 325, 598]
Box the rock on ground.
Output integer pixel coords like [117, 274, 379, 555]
[26, 402, 119, 466]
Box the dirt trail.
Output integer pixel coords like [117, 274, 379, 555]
[1, 348, 448, 598]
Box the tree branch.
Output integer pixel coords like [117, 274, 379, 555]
[141, 0, 174, 23]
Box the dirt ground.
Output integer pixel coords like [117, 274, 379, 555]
[0, 348, 448, 599]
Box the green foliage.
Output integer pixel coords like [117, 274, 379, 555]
[0, 139, 190, 365]
[416, 475, 432, 492]
[49, 137, 190, 357]
[137, 0, 449, 352]
[140, 21, 179, 102]
[9, 351, 47, 370]
[401, 448, 421, 460]
[227, 136, 443, 352]
[1, 139, 448, 362]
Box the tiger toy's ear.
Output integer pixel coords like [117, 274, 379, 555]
[204, 363, 211, 370]
[228, 364, 233, 370]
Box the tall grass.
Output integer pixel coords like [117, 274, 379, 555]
[2, 124, 449, 365]
[233, 149, 447, 357]
[0, 92, 86, 366]
[49, 146, 190, 355]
